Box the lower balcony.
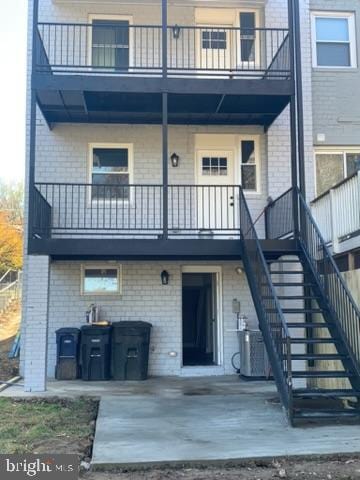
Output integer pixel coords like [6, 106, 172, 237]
[29, 183, 296, 259]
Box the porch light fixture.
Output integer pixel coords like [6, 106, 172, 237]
[172, 25, 181, 40]
[235, 266, 243, 275]
[161, 270, 170, 285]
[170, 152, 180, 168]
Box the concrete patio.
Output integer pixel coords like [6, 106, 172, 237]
[2, 376, 360, 467]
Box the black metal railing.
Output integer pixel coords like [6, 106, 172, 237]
[265, 186, 360, 377]
[32, 187, 52, 238]
[35, 22, 290, 79]
[239, 187, 293, 421]
[168, 185, 240, 235]
[32, 183, 241, 238]
[265, 187, 294, 239]
[297, 190, 360, 371]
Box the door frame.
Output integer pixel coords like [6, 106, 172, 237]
[181, 265, 224, 367]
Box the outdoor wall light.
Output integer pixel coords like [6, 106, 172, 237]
[161, 270, 170, 285]
[235, 266, 243, 275]
[172, 25, 181, 40]
[170, 152, 180, 168]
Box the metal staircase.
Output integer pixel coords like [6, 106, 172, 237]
[240, 187, 360, 425]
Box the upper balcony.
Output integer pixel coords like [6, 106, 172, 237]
[33, 21, 293, 127]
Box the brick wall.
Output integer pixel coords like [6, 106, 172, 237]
[46, 260, 255, 377]
[22, 0, 316, 387]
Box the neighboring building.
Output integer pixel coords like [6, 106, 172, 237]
[310, 0, 360, 267]
[22, 0, 360, 425]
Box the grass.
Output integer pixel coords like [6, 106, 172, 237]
[0, 397, 98, 456]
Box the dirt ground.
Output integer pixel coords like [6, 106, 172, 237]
[0, 397, 98, 458]
[0, 300, 21, 381]
[86, 456, 360, 480]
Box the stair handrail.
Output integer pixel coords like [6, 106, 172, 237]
[297, 188, 360, 368]
[239, 187, 293, 421]
[0, 269, 18, 285]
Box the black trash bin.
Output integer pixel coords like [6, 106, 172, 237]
[55, 328, 80, 380]
[112, 321, 152, 380]
[80, 325, 112, 381]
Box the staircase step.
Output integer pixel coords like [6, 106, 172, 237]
[266, 308, 324, 314]
[293, 409, 360, 419]
[290, 338, 338, 344]
[293, 389, 360, 398]
[292, 370, 353, 378]
[277, 295, 320, 300]
[287, 322, 331, 328]
[269, 271, 304, 275]
[269, 282, 315, 287]
[290, 353, 347, 361]
[266, 259, 301, 264]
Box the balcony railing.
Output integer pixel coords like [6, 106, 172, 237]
[311, 171, 360, 252]
[31, 183, 241, 239]
[35, 22, 290, 79]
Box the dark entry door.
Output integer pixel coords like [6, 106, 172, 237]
[182, 273, 216, 366]
[92, 20, 130, 70]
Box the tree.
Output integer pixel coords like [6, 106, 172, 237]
[0, 180, 24, 273]
[0, 179, 24, 227]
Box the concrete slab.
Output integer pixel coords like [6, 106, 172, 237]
[92, 388, 360, 467]
[3, 376, 360, 466]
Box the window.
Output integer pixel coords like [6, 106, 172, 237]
[81, 265, 122, 295]
[91, 17, 130, 69]
[90, 144, 133, 200]
[315, 149, 360, 195]
[240, 139, 258, 192]
[202, 157, 228, 176]
[202, 31, 227, 50]
[311, 12, 356, 67]
[239, 12, 256, 62]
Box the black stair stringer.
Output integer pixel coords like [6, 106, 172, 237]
[240, 240, 294, 425]
[297, 244, 360, 393]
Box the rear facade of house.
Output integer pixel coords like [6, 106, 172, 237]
[22, 0, 360, 424]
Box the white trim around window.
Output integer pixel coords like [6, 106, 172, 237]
[314, 147, 360, 196]
[238, 135, 261, 194]
[88, 143, 134, 203]
[311, 11, 357, 69]
[80, 264, 122, 296]
[87, 14, 134, 70]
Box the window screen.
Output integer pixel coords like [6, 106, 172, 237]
[92, 147, 130, 200]
[92, 20, 130, 69]
[314, 16, 353, 67]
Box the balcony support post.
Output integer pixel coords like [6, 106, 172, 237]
[288, 0, 299, 237]
[293, 0, 306, 199]
[162, 0, 168, 239]
[28, 0, 40, 247]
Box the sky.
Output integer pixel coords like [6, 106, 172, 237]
[0, 0, 28, 183]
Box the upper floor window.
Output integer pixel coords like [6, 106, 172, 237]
[311, 12, 357, 68]
[239, 12, 256, 63]
[240, 138, 259, 192]
[89, 144, 133, 200]
[315, 149, 360, 195]
[90, 15, 131, 69]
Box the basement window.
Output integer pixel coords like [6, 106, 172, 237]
[81, 265, 122, 295]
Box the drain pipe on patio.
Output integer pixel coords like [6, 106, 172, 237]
[0, 376, 23, 391]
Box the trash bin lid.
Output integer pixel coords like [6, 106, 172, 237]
[112, 321, 152, 329]
[56, 327, 80, 335]
[81, 325, 112, 335]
